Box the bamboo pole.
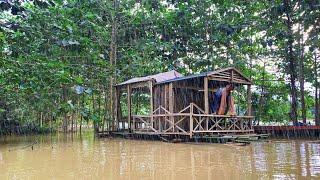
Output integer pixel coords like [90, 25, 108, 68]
[169, 83, 174, 132]
[190, 103, 193, 138]
[247, 85, 252, 116]
[164, 84, 168, 130]
[204, 77, 209, 131]
[127, 85, 131, 130]
[204, 77, 209, 114]
[149, 81, 154, 130]
[247, 84, 252, 129]
[231, 69, 234, 82]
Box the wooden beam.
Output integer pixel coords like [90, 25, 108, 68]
[169, 83, 174, 132]
[165, 84, 168, 111]
[130, 81, 149, 89]
[169, 83, 174, 113]
[174, 85, 217, 92]
[149, 80, 154, 127]
[231, 69, 234, 83]
[208, 77, 252, 85]
[190, 104, 193, 138]
[192, 130, 254, 133]
[115, 86, 120, 130]
[247, 85, 252, 116]
[204, 77, 209, 114]
[127, 85, 132, 130]
[174, 85, 201, 91]
[164, 84, 168, 129]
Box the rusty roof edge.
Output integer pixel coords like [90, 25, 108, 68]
[115, 68, 253, 87]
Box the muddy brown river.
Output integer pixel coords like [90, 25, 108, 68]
[0, 133, 319, 179]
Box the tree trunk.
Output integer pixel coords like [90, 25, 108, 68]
[316, 85, 319, 125]
[98, 86, 102, 131]
[104, 85, 109, 131]
[257, 62, 266, 125]
[80, 94, 84, 133]
[314, 52, 320, 125]
[298, 0, 306, 123]
[284, 0, 298, 124]
[62, 86, 68, 132]
[92, 93, 99, 133]
[109, 0, 118, 130]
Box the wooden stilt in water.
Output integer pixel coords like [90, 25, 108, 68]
[149, 80, 154, 131]
[127, 85, 132, 130]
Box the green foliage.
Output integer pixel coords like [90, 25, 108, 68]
[0, 0, 319, 134]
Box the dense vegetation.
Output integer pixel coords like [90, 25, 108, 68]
[0, 0, 319, 134]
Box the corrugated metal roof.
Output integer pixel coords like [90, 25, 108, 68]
[116, 67, 252, 86]
[116, 70, 183, 86]
[155, 67, 252, 85]
[155, 72, 207, 85]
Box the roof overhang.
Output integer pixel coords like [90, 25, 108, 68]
[115, 70, 183, 87]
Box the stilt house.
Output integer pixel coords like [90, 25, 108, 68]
[115, 67, 253, 137]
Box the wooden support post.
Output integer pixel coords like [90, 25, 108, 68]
[231, 69, 234, 83]
[190, 103, 194, 138]
[247, 85, 252, 116]
[118, 89, 122, 129]
[149, 80, 154, 129]
[165, 84, 168, 110]
[204, 77, 209, 114]
[169, 83, 174, 132]
[204, 77, 209, 130]
[247, 84, 252, 130]
[127, 85, 131, 130]
[132, 117, 135, 131]
[164, 84, 168, 130]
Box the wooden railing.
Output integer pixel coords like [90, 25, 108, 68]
[131, 103, 254, 137]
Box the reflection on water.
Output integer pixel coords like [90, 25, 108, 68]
[0, 133, 319, 179]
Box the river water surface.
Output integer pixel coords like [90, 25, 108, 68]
[0, 133, 320, 179]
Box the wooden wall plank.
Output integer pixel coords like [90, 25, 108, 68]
[149, 80, 154, 128]
[247, 84, 252, 116]
[127, 85, 132, 129]
[204, 77, 209, 114]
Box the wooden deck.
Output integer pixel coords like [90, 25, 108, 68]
[98, 130, 268, 144]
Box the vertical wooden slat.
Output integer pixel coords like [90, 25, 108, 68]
[190, 103, 193, 138]
[247, 84, 252, 116]
[149, 80, 154, 129]
[169, 83, 174, 132]
[127, 85, 131, 130]
[247, 84, 252, 130]
[165, 84, 168, 110]
[164, 84, 168, 130]
[231, 69, 234, 83]
[204, 77, 209, 131]
[204, 77, 209, 114]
